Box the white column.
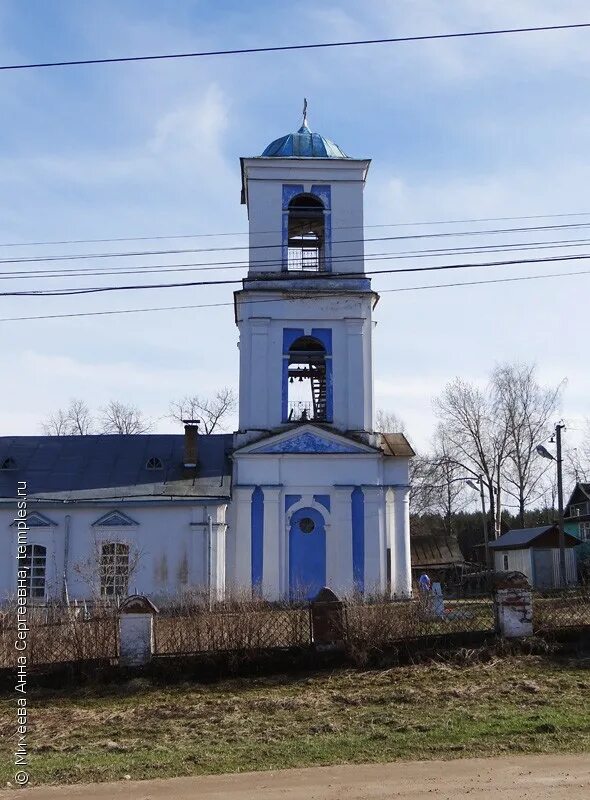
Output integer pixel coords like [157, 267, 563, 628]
[363, 487, 386, 595]
[232, 487, 253, 596]
[385, 488, 395, 596]
[330, 488, 354, 596]
[206, 504, 227, 602]
[392, 486, 412, 598]
[249, 318, 270, 429]
[262, 487, 281, 600]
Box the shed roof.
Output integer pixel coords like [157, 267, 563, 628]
[0, 434, 233, 500]
[489, 525, 579, 549]
[379, 433, 415, 458]
[411, 534, 464, 568]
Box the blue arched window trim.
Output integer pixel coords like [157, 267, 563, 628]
[281, 184, 331, 271]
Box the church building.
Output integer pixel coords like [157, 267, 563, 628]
[0, 110, 414, 604]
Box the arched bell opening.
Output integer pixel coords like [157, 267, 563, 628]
[287, 336, 328, 423]
[287, 193, 325, 272]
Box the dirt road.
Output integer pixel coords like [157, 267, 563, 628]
[2, 754, 589, 799]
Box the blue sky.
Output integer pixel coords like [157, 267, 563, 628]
[0, 1, 587, 449]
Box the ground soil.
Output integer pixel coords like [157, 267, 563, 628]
[1, 754, 589, 799]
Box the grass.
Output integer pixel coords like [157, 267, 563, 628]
[1, 653, 589, 787]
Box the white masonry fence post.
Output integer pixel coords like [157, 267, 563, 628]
[493, 572, 534, 638]
[118, 595, 160, 667]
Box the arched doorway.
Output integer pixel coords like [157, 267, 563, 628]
[288, 506, 326, 600]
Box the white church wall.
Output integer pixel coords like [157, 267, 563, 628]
[0, 502, 228, 605]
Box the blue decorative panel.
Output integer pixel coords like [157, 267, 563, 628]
[282, 184, 305, 210]
[314, 495, 331, 512]
[282, 185, 304, 270]
[251, 487, 264, 593]
[311, 185, 332, 269]
[92, 510, 138, 527]
[289, 506, 326, 600]
[282, 328, 305, 421]
[283, 328, 306, 353]
[351, 487, 365, 593]
[310, 185, 331, 210]
[251, 432, 366, 455]
[310, 328, 332, 354]
[285, 494, 302, 513]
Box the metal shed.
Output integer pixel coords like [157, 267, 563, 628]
[489, 525, 579, 589]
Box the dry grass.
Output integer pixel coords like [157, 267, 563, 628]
[1, 653, 589, 787]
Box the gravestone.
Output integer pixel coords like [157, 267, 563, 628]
[310, 587, 346, 649]
[118, 595, 159, 666]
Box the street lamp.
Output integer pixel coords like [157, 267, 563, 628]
[536, 424, 566, 587]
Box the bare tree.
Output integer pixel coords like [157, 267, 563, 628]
[566, 419, 590, 485]
[41, 398, 94, 435]
[410, 427, 468, 532]
[375, 408, 406, 433]
[99, 401, 152, 434]
[493, 363, 563, 528]
[169, 387, 237, 434]
[434, 377, 509, 539]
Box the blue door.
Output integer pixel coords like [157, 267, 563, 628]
[289, 507, 326, 600]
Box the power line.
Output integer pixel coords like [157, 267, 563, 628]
[3, 210, 590, 249]
[3, 221, 590, 265]
[3, 236, 590, 281]
[4, 252, 590, 297]
[1, 22, 589, 72]
[0, 267, 587, 323]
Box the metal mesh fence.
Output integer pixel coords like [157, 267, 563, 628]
[154, 607, 311, 655]
[345, 595, 496, 648]
[533, 585, 590, 633]
[0, 614, 118, 668]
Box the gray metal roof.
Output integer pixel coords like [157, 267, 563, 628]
[489, 525, 578, 549]
[0, 434, 233, 500]
[261, 120, 349, 158]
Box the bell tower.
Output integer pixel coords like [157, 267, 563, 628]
[235, 106, 376, 445]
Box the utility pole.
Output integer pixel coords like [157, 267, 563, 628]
[555, 423, 566, 587]
[478, 475, 491, 571]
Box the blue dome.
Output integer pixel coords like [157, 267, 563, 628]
[261, 120, 348, 159]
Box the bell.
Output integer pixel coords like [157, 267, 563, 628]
[289, 376, 294, 384]
[298, 376, 303, 382]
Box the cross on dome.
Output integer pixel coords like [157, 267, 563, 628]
[261, 100, 349, 158]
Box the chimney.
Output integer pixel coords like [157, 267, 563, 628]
[183, 419, 200, 468]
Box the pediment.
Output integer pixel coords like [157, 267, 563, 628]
[238, 426, 375, 456]
[92, 510, 138, 527]
[10, 511, 57, 527]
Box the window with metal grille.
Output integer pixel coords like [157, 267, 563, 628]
[100, 542, 130, 597]
[145, 456, 163, 470]
[22, 544, 47, 599]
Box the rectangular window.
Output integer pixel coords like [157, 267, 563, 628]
[22, 544, 47, 599]
[580, 522, 590, 542]
[100, 542, 129, 597]
[502, 553, 509, 571]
